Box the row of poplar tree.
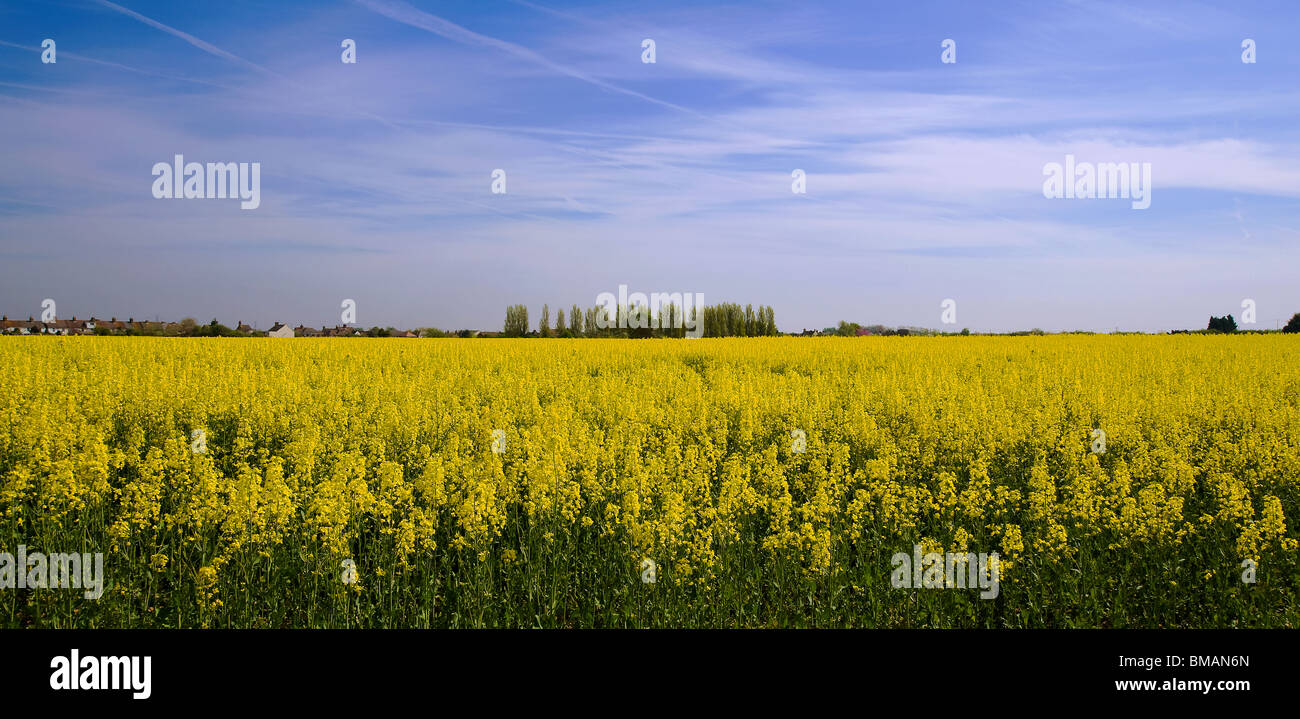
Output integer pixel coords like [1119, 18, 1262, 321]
[503, 303, 779, 337]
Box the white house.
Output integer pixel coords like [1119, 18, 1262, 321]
[268, 322, 293, 338]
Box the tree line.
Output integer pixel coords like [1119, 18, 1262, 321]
[502, 302, 780, 338]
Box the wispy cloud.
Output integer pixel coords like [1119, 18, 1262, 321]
[353, 0, 703, 117]
[1, 0, 1298, 331]
[90, 0, 284, 78]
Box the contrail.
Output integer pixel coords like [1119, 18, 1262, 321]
[0, 40, 235, 90]
[352, 0, 703, 118]
[85, 1, 404, 130]
[506, 0, 596, 27]
[90, 0, 283, 79]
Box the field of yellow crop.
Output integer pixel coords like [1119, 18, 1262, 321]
[1, 336, 1297, 627]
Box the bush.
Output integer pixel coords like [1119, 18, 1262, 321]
[1207, 315, 1238, 333]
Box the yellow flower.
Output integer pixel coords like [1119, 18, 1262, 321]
[3, 334, 1296, 628]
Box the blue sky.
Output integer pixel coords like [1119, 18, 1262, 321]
[2, 0, 1298, 332]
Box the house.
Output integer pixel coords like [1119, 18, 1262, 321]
[0, 317, 34, 334]
[392, 330, 417, 338]
[47, 317, 87, 335]
[97, 317, 128, 333]
[236, 321, 255, 334]
[268, 322, 293, 338]
[294, 325, 323, 337]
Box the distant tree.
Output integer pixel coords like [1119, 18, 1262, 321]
[1208, 314, 1238, 333]
[570, 304, 582, 336]
[178, 317, 198, 335]
[701, 302, 748, 337]
[1284, 313, 1300, 333]
[540, 304, 551, 337]
[836, 321, 861, 337]
[195, 319, 238, 337]
[555, 308, 565, 337]
[503, 305, 529, 337]
[761, 305, 777, 335]
[663, 303, 680, 338]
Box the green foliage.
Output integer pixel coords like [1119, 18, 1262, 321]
[503, 305, 529, 337]
[504, 301, 778, 338]
[1208, 315, 1238, 333]
[192, 319, 244, 337]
